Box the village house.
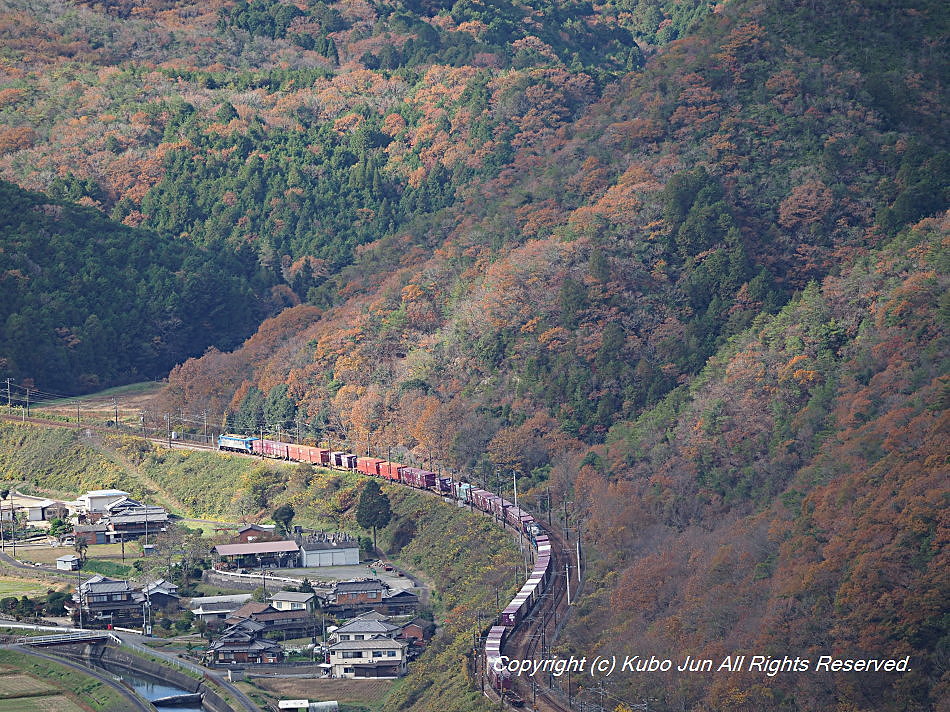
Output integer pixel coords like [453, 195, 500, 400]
[66, 575, 144, 627]
[225, 601, 314, 636]
[269, 591, 317, 614]
[329, 616, 401, 644]
[205, 619, 284, 665]
[380, 589, 420, 616]
[332, 579, 385, 606]
[77, 489, 130, 514]
[141, 578, 180, 610]
[234, 523, 277, 543]
[55, 554, 80, 571]
[327, 637, 408, 678]
[400, 617, 435, 647]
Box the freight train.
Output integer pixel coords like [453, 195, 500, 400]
[218, 433, 552, 693]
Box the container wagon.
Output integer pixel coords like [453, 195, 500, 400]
[378, 461, 406, 482]
[356, 457, 384, 477]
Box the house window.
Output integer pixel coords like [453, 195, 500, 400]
[388, 651, 397, 657]
[342, 651, 363, 659]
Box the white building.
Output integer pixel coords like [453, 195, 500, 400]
[56, 554, 80, 571]
[78, 489, 130, 514]
[328, 637, 408, 678]
[269, 591, 317, 613]
[299, 539, 360, 567]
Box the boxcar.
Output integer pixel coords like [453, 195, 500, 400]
[254, 438, 289, 459]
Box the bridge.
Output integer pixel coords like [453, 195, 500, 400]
[17, 631, 120, 646]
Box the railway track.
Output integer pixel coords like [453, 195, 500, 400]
[498, 521, 577, 712]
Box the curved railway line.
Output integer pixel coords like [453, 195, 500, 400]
[1, 411, 583, 711]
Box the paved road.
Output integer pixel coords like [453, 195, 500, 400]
[0, 548, 74, 582]
[1, 643, 154, 712]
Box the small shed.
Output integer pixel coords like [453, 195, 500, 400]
[56, 554, 80, 571]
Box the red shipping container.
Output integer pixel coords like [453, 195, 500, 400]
[378, 462, 405, 481]
[356, 457, 384, 476]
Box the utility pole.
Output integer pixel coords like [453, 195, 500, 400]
[565, 562, 571, 605]
[77, 565, 83, 629]
[512, 470, 519, 510]
[576, 523, 583, 582]
[76, 403, 80, 428]
[112, 397, 118, 428]
[563, 499, 571, 541]
[3, 378, 11, 407]
[165, 413, 171, 448]
[203, 411, 208, 443]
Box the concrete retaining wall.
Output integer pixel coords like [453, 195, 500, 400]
[52, 642, 238, 712]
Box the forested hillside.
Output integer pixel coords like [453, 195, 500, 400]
[0, 0, 947, 709]
[0, 180, 268, 392]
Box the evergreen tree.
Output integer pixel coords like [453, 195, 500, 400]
[355, 480, 391, 552]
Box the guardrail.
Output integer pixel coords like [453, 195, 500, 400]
[18, 631, 120, 645]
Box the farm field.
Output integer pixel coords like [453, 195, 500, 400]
[0, 650, 128, 711]
[0, 671, 58, 696]
[0, 694, 86, 712]
[251, 676, 392, 703]
[0, 577, 55, 598]
[18, 542, 139, 566]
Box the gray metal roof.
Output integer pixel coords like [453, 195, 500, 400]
[335, 619, 400, 634]
[270, 591, 316, 603]
[214, 541, 299, 556]
[335, 579, 385, 593]
[81, 575, 131, 594]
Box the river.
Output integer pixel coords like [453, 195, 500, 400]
[94, 661, 204, 711]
